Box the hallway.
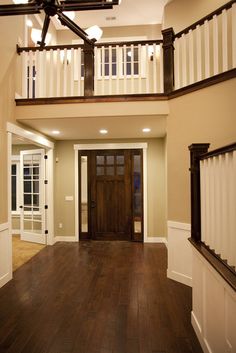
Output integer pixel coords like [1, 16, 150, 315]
[0, 241, 203, 353]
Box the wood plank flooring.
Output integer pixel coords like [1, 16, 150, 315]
[0, 241, 203, 353]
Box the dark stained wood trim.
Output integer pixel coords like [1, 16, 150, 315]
[15, 93, 168, 105]
[200, 142, 236, 160]
[189, 238, 236, 292]
[168, 68, 236, 99]
[17, 39, 163, 54]
[162, 28, 175, 93]
[175, 0, 236, 38]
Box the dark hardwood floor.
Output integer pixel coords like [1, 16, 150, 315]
[0, 241, 203, 353]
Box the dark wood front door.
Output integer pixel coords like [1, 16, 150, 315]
[79, 149, 143, 242]
[90, 150, 131, 240]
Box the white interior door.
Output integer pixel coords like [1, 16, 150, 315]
[20, 149, 46, 244]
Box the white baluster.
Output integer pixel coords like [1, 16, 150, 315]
[108, 45, 112, 95]
[138, 44, 142, 93]
[145, 44, 149, 93]
[21, 51, 28, 98]
[28, 50, 33, 99]
[101, 45, 105, 95]
[34, 50, 39, 98]
[214, 155, 221, 255]
[77, 48, 81, 96]
[131, 44, 134, 94]
[63, 48, 68, 97]
[222, 9, 228, 72]
[94, 47, 98, 95]
[196, 25, 202, 81]
[232, 3, 236, 68]
[174, 39, 180, 89]
[70, 48, 75, 96]
[200, 160, 206, 243]
[49, 49, 53, 97]
[56, 49, 60, 97]
[227, 151, 235, 266]
[181, 34, 187, 87]
[205, 158, 210, 246]
[221, 154, 229, 260]
[232, 151, 236, 267]
[115, 45, 120, 95]
[188, 30, 194, 84]
[213, 15, 219, 75]
[204, 20, 210, 78]
[210, 157, 217, 251]
[159, 44, 164, 93]
[123, 44, 127, 94]
[152, 44, 157, 93]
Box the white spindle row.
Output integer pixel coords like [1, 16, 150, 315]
[174, 4, 236, 89]
[21, 42, 164, 98]
[200, 151, 236, 268]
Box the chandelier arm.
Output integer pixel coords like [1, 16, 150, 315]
[0, 3, 42, 16]
[38, 13, 51, 47]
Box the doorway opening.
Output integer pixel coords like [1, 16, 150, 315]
[76, 145, 147, 242]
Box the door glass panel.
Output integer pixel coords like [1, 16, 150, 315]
[33, 181, 39, 193]
[96, 156, 105, 165]
[106, 166, 114, 176]
[133, 155, 142, 233]
[81, 156, 88, 232]
[96, 166, 104, 176]
[24, 181, 31, 193]
[116, 155, 124, 165]
[106, 155, 114, 165]
[117, 166, 124, 175]
[24, 194, 32, 206]
[33, 195, 39, 207]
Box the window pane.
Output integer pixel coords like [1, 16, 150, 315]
[112, 63, 117, 76]
[11, 164, 16, 175]
[24, 181, 31, 193]
[81, 156, 88, 232]
[127, 63, 131, 75]
[24, 194, 31, 205]
[116, 155, 124, 165]
[134, 63, 139, 75]
[96, 156, 105, 165]
[117, 166, 124, 175]
[33, 181, 39, 193]
[106, 166, 114, 176]
[11, 175, 16, 211]
[106, 156, 114, 165]
[105, 64, 109, 76]
[97, 166, 104, 176]
[33, 195, 39, 207]
[134, 48, 139, 61]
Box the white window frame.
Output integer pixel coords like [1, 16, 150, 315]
[11, 156, 20, 215]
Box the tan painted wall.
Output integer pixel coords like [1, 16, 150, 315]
[54, 138, 167, 238]
[163, 0, 228, 33]
[0, 17, 25, 224]
[167, 77, 236, 223]
[57, 24, 162, 44]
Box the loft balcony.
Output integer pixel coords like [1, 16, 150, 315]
[15, 1, 236, 106]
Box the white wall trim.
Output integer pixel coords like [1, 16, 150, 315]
[12, 229, 20, 235]
[54, 236, 78, 243]
[7, 122, 54, 149]
[145, 236, 167, 244]
[0, 223, 9, 232]
[167, 220, 192, 287]
[74, 142, 148, 242]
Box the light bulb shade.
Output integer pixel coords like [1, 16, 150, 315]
[62, 11, 75, 20]
[31, 28, 51, 46]
[85, 25, 103, 41]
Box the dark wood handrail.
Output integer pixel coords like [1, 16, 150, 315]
[200, 142, 236, 160]
[175, 0, 236, 38]
[17, 39, 163, 54]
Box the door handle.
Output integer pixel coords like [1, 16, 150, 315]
[91, 200, 96, 208]
[19, 205, 23, 209]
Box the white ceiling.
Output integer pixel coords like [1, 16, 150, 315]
[53, 0, 169, 30]
[19, 115, 167, 140]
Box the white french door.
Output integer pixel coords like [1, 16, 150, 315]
[20, 149, 47, 244]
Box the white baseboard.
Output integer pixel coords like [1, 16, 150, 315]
[167, 269, 192, 287]
[191, 311, 211, 353]
[167, 220, 192, 287]
[145, 236, 167, 244]
[54, 236, 78, 243]
[0, 272, 12, 288]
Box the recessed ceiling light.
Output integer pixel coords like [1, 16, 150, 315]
[142, 128, 151, 133]
[52, 130, 60, 135]
[99, 129, 108, 134]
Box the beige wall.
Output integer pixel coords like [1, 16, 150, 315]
[163, 0, 228, 33]
[54, 138, 167, 238]
[57, 24, 162, 44]
[167, 77, 236, 223]
[0, 17, 25, 224]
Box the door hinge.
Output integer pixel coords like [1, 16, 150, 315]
[44, 155, 48, 160]
[44, 205, 48, 210]
[44, 180, 48, 184]
[45, 230, 48, 234]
